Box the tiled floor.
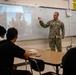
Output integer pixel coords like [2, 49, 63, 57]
[14, 37, 76, 75]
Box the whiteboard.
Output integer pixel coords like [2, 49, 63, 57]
[71, 10, 76, 36]
[0, 4, 72, 40]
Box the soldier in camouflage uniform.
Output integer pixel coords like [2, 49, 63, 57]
[38, 12, 65, 52]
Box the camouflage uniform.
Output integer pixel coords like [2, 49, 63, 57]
[39, 19, 65, 52]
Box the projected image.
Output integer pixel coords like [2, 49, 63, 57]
[0, 4, 50, 40]
[0, 6, 7, 28]
[0, 12, 7, 28]
[0, 4, 32, 39]
[7, 12, 32, 37]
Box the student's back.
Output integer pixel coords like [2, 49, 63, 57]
[0, 40, 7, 45]
[0, 28, 31, 75]
[0, 40, 25, 71]
[62, 47, 76, 75]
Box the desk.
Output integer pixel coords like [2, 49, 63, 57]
[24, 48, 64, 75]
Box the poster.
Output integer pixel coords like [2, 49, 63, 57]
[73, 0, 76, 10]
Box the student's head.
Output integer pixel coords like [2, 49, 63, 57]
[6, 28, 18, 43]
[53, 12, 59, 20]
[0, 26, 6, 38]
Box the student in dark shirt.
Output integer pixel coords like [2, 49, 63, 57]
[0, 28, 31, 75]
[0, 25, 6, 46]
[62, 47, 76, 75]
[0, 26, 6, 40]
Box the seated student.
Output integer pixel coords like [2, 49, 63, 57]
[0, 27, 31, 75]
[62, 47, 76, 75]
[0, 26, 17, 70]
[0, 26, 6, 40]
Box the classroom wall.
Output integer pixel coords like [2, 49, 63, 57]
[0, 0, 73, 9]
[0, 0, 73, 49]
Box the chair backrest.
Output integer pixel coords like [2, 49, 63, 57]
[29, 59, 45, 72]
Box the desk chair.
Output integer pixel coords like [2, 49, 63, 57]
[66, 45, 72, 51]
[29, 59, 61, 75]
[60, 64, 63, 69]
[13, 64, 17, 70]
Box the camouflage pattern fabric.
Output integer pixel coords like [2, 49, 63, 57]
[39, 19, 65, 52]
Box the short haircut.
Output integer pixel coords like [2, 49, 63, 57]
[6, 28, 18, 40]
[0, 26, 6, 36]
[54, 12, 59, 16]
